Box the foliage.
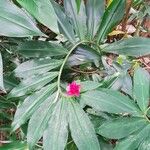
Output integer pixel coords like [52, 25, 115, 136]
[0, 0, 150, 150]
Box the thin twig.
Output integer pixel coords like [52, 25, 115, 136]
[70, 67, 99, 74]
[122, 0, 132, 32]
[138, 59, 150, 69]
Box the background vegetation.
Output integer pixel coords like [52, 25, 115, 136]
[0, 0, 150, 150]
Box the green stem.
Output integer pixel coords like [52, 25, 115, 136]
[55, 40, 101, 101]
[57, 41, 87, 93]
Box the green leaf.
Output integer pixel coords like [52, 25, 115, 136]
[138, 135, 150, 150]
[15, 58, 62, 78]
[68, 100, 100, 150]
[103, 37, 150, 57]
[98, 117, 147, 139]
[16, 0, 59, 34]
[121, 74, 132, 96]
[12, 83, 56, 130]
[9, 72, 58, 97]
[50, 0, 76, 44]
[80, 81, 100, 92]
[0, 96, 15, 109]
[81, 90, 142, 116]
[114, 124, 150, 150]
[4, 74, 19, 91]
[0, 0, 44, 37]
[133, 0, 143, 7]
[64, 0, 87, 40]
[0, 111, 12, 121]
[133, 67, 150, 112]
[89, 114, 106, 132]
[97, 0, 125, 43]
[68, 44, 101, 67]
[99, 75, 120, 89]
[0, 124, 11, 131]
[66, 141, 77, 150]
[43, 98, 68, 150]
[86, 0, 105, 39]
[27, 93, 56, 149]
[99, 138, 113, 150]
[0, 141, 28, 150]
[17, 41, 67, 58]
[75, 0, 81, 12]
[0, 52, 5, 92]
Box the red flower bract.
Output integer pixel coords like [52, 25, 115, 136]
[66, 81, 81, 97]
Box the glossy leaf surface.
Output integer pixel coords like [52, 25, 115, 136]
[98, 117, 147, 139]
[103, 37, 150, 57]
[86, 0, 105, 39]
[43, 98, 68, 150]
[15, 59, 62, 78]
[17, 0, 59, 33]
[133, 68, 150, 112]
[12, 83, 56, 130]
[68, 100, 100, 150]
[17, 41, 67, 58]
[97, 0, 125, 43]
[64, 0, 87, 40]
[81, 90, 142, 116]
[0, 0, 43, 37]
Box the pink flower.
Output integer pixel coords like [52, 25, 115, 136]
[66, 81, 81, 97]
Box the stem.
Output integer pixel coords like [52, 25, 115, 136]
[122, 0, 132, 32]
[135, 20, 142, 36]
[54, 40, 102, 101]
[70, 67, 99, 74]
[56, 41, 89, 100]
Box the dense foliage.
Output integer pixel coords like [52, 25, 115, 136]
[0, 0, 150, 150]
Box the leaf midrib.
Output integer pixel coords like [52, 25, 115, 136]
[15, 84, 56, 125]
[0, 14, 38, 34]
[11, 72, 58, 95]
[16, 62, 61, 74]
[99, 0, 123, 42]
[70, 101, 89, 148]
[83, 92, 140, 115]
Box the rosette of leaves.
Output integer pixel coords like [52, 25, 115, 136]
[0, 0, 150, 150]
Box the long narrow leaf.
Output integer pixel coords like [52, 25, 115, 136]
[17, 41, 67, 58]
[81, 90, 142, 116]
[9, 72, 58, 97]
[43, 98, 69, 150]
[133, 67, 150, 112]
[68, 100, 100, 150]
[64, 0, 87, 40]
[102, 37, 150, 57]
[86, 0, 105, 39]
[76, 0, 81, 12]
[12, 83, 56, 130]
[0, 0, 43, 37]
[15, 59, 62, 78]
[97, 0, 125, 43]
[16, 0, 59, 33]
[27, 93, 56, 149]
[114, 124, 150, 150]
[138, 135, 150, 150]
[98, 117, 147, 139]
[50, 0, 76, 44]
